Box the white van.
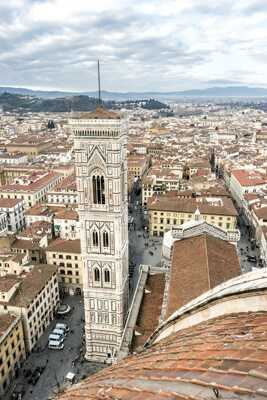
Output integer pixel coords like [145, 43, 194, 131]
[53, 328, 65, 338]
[48, 340, 64, 350]
[56, 323, 69, 333]
[49, 333, 63, 343]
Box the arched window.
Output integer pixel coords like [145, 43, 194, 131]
[103, 231, 109, 248]
[92, 230, 98, 246]
[94, 268, 100, 282]
[104, 269, 110, 283]
[92, 175, 105, 204]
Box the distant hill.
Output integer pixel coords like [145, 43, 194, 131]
[0, 93, 100, 112]
[0, 93, 168, 113]
[0, 86, 267, 100]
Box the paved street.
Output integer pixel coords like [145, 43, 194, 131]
[237, 216, 261, 273]
[8, 296, 102, 400]
[128, 187, 162, 297]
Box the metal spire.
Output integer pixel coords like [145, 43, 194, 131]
[97, 60, 101, 105]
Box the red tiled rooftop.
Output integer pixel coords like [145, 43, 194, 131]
[148, 194, 238, 217]
[51, 174, 76, 192]
[232, 169, 267, 187]
[2, 171, 60, 192]
[166, 234, 240, 318]
[46, 239, 81, 254]
[56, 310, 267, 400]
[132, 273, 165, 351]
[0, 198, 23, 208]
[54, 209, 78, 220]
[0, 314, 17, 337]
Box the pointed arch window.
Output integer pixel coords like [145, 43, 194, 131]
[92, 230, 99, 246]
[104, 269, 111, 283]
[103, 231, 109, 248]
[92, 175, 105, 204]
[94, 267, 100, 282]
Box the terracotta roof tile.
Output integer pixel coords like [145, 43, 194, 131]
[132, 273, 165, 351]
[0, 314, 17, 336]
[46, 239, 81, 254]
[56, 311, 267, 400]
[166, 234, 240, 317]
[148, 195, 238, 217]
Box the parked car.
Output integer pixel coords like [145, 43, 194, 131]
[49, 333, 64, 343]
[55, 323, 69, 333]
[49, 340, 64, 350]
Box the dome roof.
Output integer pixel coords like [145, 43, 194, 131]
[56, 270, 267, 400]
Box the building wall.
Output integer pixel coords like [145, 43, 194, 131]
[0, 175, 62, 209]
[0, 317, 26, 395]
[6, 142, 52, 156]
[0, 273, 59, 353]
[47, 192, 78, 205]
[142, 179, 181, 206]
[0, 202, 25, 233]
[53, 218, 80, 240]
[0, 213, 7, 235]
[46, 250, 83, 295]
[25, 213, 53, 227]
[149, 210, 237, 236]
[0, 155, 28, 165]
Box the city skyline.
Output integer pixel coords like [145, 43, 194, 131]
[0, 0, 267, 92]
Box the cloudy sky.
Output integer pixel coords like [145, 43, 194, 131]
[0, 0, 266, 92]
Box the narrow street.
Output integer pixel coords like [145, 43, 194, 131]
[128, 184, 162, 297]
[7, 296, 102, 400]
[237, 216, 261, 273]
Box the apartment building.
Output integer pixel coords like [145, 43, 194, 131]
[0, 198, 25, 233]
[25, 204, 54, 227]
[0, 314, 26, 396]
[0, 213, 7, 235]
[142, 171, 182, 206]
[47, 174, 78, 205]
[230, 169, 267, 207]
[0, 252, 29, 277]
[128, 155, 149, 179]
[0, 265, 59, 352]
[0, 152, 28, 165]
[54, 209, 79, 240]
[148, 193, 238, 236]
[6, 138, 53, 156]
[0, 171, 63, 209]
[46, 239, 82, 295]
[184, 160, 212, 180]
[0, 166, 41, 186]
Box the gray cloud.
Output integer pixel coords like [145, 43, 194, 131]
[0, 0, 266, 91]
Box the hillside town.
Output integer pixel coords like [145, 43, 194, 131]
[0, 100, 266, 399]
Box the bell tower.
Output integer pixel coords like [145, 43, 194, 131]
[70, 64, 128, 362]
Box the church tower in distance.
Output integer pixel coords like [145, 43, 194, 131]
[70, 105, 129, 362]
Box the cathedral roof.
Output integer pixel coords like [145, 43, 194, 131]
[55, 270, 267, 400]
[166, 234, 240, 317]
